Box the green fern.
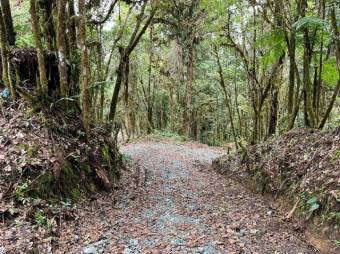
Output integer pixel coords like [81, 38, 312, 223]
[292, 16, 329, 31]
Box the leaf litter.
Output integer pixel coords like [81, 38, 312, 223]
[53, 141, 318, 253]
[0, 130, 324, 253]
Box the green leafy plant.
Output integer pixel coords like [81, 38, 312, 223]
[292, 16, 329, 31]
[34, 211, 55, 231]
[61, 199, 73, 209]
[307, 197, 320, 213]
[122, 154, 131, 164]
[330, 150, 340, 165]
[333, 240, 340, 247]
[15, 180, 31, 204]
[14, 218, 24, 227]
[35, 211, 46, 227]
[102, 145, 110, 161]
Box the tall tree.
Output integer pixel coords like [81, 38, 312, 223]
[300, 0, 317, 127]
[57, 0, 68, 99]
[108, 0, 156, 123]
[0, 0, 15, 45]
[30, 0, 49, 95]
[41, 0, 56, 51]
[79, 0, 91, 135]
[0, 7, 13, 98]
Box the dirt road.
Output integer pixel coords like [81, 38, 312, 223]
[2, 141, 318, 253]
[76, 141, 318, 253]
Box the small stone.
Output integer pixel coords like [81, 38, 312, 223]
[73, 235, 80, 242]
[94, 239, 107, 247]
[250, 229, 258, 235]
[230, 223, 240, 230]
[0, 247, 6, 254]
[84, 246, 97, 254]
[196, 247, 205, 253]
[238, 229, 246, 236]
[123, 247, 132, 254]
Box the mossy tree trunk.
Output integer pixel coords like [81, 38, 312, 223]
[79, 0, 91, 135]
[146, 25, 155, 133]
[109, 48, 126, 122]
[0, 0, 15, 46]
[67, 0, 77, 54]
[67, 0, 80, 99]
[287, 34, 296, 119]
[183, 44, 194, 137]
[108, 2, 155, 124]
[30, 0, 49, 96]
[0, 7, 15, 100]
[267, 0, 285, 137]
[57, 0, 68, 99]
[41, 0, 56, 51]
[214, 45, 238, 149]
[96, 41, 105, 121]
[300, 0, 317, 128]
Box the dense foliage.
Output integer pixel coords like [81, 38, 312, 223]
[0, 0, 339, 146]
[0, 1, 339, 252]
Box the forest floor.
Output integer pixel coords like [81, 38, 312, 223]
[1, 140, 321, 253]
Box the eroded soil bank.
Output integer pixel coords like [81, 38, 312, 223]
[1, 140, 321, 253]
[213, 128, 340, 253]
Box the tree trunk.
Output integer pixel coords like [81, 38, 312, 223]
[301, 0, 316, 127]
[68, 0, 77, 53]
[0, 0, 15, 46]
[315, 0, 326, 124]
[287, 35, 296, 117]
[67, 0, 79, 98]
[97, 42, 105, 121]
[234, 69, 244, 138]
[267, 0, 284, 137]
[57, 0, 68, 99]
[251, 1, 258, 143]
[30, 0, 49, 95]
[0, 7, 14, 99]
[42, 0, 56, 51]
[215, 46, 238, 149]
[268, 86, 279, 137]
[108, 5, 154, 124]
[109, 50, 126, 122]
[123, 56, 130, 105]
[147, 26, 154, 133]
[184, 45, 194, 137]
[312, 66, 319, 120]
[79, 0, 91, 135]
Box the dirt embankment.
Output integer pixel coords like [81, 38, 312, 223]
[213, 128, 340, 251]
[0, 103, 122, 211]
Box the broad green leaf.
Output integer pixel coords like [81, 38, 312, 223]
[307, 196, 317, 204]
[309, 203, 320, 212]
